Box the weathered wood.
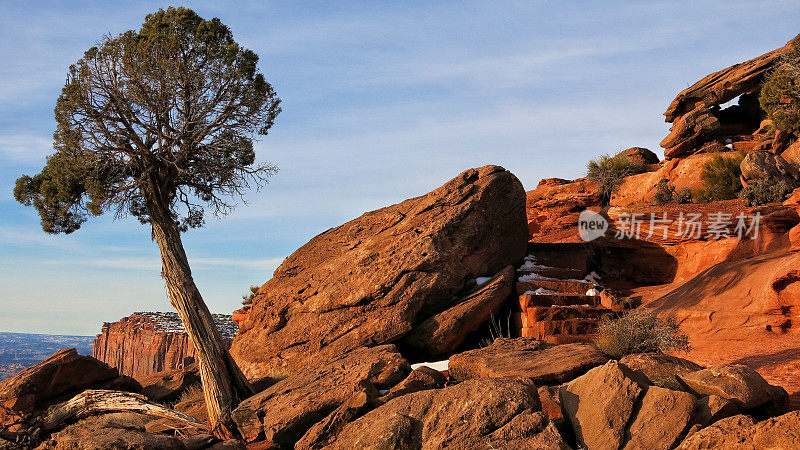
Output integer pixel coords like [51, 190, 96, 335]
[148, 194, 253, 439]
[43, 389, 207, 433]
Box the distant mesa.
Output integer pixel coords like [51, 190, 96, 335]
[93, 311, 237, 379]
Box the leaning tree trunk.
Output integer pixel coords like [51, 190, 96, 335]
[149, 200, 253, 439]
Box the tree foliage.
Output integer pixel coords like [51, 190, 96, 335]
[760, 33, 800, 135]
[14, 7, 281, 234]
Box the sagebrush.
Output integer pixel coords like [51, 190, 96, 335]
[594, 310, 691, 359]
[693, 152, 745, 203]
[587, 154, 645, 205]
[739, 179, 793, 206]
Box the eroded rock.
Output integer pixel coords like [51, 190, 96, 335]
[619, 353, 703, 391]
[231, 165, 529, 379]
[623, 385, 696, 450]
[560, 360, 645, 450]
[328, 378, 570, 450]
[403, 265, 514, 356]
[449, 338, 608, 384]
[677, 364, 772, 409]
[231, 345, 409, 448]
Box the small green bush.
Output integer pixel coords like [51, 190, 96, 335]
[654, 180, 694, 205]
[653, 180, 676, 205]
[673, 187, 693, 204]
[760, 34, 800, 135]
[241, 285, 259, 306]
[587, 154, 645, 205]
[594, 310, 691, 359]
[739, 179, 793, 206]
[693, 152, 745, 203]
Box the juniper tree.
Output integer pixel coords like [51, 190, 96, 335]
[14, 7, 281, 438]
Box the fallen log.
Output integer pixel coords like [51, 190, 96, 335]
[42, 389, 208, 433]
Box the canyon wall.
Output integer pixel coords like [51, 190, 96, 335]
[93, 312, 237, 379]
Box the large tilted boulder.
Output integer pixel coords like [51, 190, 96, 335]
[677, 364, 772, 409]
[403, 265, 515, 356]
[327, 378, 569, 449]
[231, 345, 409, 448]
[231, 165, 529, 378]
[0, 349, 140, 441]
[740, 150, 800, 186]
[622, 386, 697, 450]
[449, 338, 608, 384]
[560, 361, 646, 450]
[619, 353, 704, 390]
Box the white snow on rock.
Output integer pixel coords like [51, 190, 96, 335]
[523, 288, 557, 295]
[584, 271, 602, 285]
[411, 360, 449, 372]
[476, 277, 492, 286]
[586, 288, 600, 296]
[518, 272, 558, 282]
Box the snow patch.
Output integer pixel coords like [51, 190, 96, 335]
[518, 272, 558, 282]
[586, 288, 600, 296]
[523, 287, 557, 295]
[411, 360, 449, 372]
[584, 271, 602, 285]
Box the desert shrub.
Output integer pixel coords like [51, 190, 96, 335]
[673, 187, 693, 204]
[739, 179, 793, 206]
[594, 310, 690, 359]
[653, 180, 676, 205]
[654, 180, 694, 205]
[692, 152, 745, 203]
[760, 34, 800, 135]
[241, 285, 259, 306]
[587, 154, 645, 205]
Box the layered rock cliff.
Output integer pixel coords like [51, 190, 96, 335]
[93, 312, 237, 379]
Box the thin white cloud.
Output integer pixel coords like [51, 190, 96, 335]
[0, 134, 53, 163]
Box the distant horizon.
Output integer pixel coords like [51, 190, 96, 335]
[3, 1, 800, 335]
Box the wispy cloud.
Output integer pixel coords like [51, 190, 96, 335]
[0, 134, 53, 164]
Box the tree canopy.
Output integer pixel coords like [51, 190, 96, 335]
[15, 7, 281, 234]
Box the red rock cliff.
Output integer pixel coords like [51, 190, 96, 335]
[93, 312, 237, 379]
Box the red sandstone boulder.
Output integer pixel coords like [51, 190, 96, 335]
[231, 345, 409, 448]
[677, 364, 772, 409]
[376, 366, 447, 404]
[294, 382, 376, 450]
[619, 353, 704, 390]
[327, 378, 569, 450]
[694, 394, 740, 427]
[403, 265, 514, 356]
[0, 349, 140, 441]
[231, 166, 529, 379]
[32, 413, 189, 450]
[448, 338, 608, 384]
[622, 385, 697, 450]
[138, 364, 200, 404]
[677, 411, 800, 449]
[559, 361, 645, 450]
[618, 147, 660, 165]
[740, 150, 800, 186]
[661, 106, 724, 159]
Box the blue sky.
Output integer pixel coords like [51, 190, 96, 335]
[1, 1, 799, 335]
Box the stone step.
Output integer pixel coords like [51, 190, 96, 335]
[516, 280, 595, 296]
[521, 305, 614, 322]
[518, 293, 599, 309]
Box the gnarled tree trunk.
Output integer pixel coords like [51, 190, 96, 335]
[148, 191, 252, 439]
